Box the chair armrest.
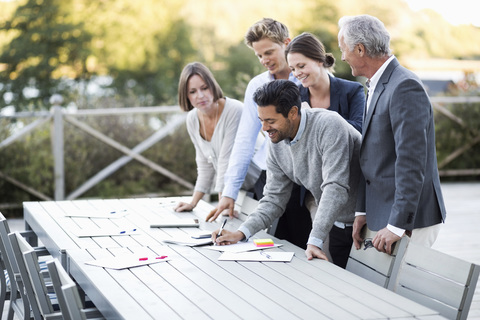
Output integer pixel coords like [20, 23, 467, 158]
[33, 247, 49, 256]
[82, 307, 105, 319]
[43, 311, 63, 320]
[18, 230, 35, 238]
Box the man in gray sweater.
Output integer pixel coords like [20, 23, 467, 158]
[214, 80, 362, 267]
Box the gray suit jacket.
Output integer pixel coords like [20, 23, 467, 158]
[359, 58, 446, 231]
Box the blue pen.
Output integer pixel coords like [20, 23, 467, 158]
[110, 209, 127, 214]
[119, 228, 137, 234]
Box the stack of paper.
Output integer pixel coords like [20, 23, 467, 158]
[254, 239, 274, 247]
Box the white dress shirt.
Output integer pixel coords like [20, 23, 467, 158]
[222, 71, 299, 200]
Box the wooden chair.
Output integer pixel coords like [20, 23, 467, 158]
[46, 259, 104, 320]
[0, 213, 49, 320]
[346, 226, 409, 289]
[393, 242, 480, 320]
[8, 231, 63, 319]
[235, 190, 259, 220]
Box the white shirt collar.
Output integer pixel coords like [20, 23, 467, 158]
[366, 55, 395, 111]
[369, 55, 395, 93]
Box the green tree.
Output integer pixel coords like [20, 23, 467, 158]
[215, 41, 264, 101]
[0, 0, 92, 111]
[76, 0, 197, 107]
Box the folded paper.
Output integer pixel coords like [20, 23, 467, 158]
[218, 251, 294, 262]
[204, 241, 282, 253]
[85, 254, 170, 270]
[161, 234, 213, 247]
[64, 209, 129, 219]
[150, 218, 199, 228]
[71, 228, 139, 238]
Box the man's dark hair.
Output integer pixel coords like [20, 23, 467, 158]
[253, 80, 301, 118]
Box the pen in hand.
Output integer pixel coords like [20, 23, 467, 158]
[215, 218, 227, 245]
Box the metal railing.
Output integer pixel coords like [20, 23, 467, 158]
[430, 96, 480, 177]
[1, 96, 479, 210]
[0, 104, 193, 209]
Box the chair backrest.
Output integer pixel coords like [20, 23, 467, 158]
[47, 259, 81, 320]
[346, 226, 409, 289]
[235, 190, 259, 221]
[46, 259, 104, 320]
[0, 214, 32, 320]
[240, 196, 258, 216]
[393, 242, 480, 320]
[46, 259, 70, 319]
[9, 231, 62, 319]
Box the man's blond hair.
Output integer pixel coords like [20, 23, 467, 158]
[245, 18, 289, 48]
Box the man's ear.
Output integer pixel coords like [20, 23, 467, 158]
[356, 43, 365, 57]
[288, 106, 299, 119]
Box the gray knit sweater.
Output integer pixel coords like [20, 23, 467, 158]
[239, 108, 362, 248]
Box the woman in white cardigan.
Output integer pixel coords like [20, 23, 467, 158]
[175, 62, 262, 213]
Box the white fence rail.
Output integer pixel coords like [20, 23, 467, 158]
[0, 105, 192, 209]
[1, 96, 479, 210]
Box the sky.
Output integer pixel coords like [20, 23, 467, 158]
[403, 0, 480, 27]
[1, 0, 478, 26]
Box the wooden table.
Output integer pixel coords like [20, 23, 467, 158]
[24, 197, 444, 320]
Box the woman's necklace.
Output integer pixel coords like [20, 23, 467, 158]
[200, 101, 219, 141]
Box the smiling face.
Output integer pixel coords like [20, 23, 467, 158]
[187, 74, 214, 111]
[338, 35, 366, 78]
[287, 52, 325, 88]
[258, 104, 297, 144]
[252, 38, 290, 78]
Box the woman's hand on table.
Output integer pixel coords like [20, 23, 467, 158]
[175, 202, 195, 212]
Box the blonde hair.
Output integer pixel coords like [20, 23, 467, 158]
[244, 18, 289, 48]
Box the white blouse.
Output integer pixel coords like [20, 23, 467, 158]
[186, 97, 261, 194]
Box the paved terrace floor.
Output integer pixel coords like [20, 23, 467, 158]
[2, 181, 480, 320]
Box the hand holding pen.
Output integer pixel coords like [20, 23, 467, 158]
[213, 219, 246, 246]
[213, 218, 227, 245]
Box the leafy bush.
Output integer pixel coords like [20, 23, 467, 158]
[0, 111, 196, 217]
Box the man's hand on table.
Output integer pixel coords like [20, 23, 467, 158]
[305, 244, 329, 261]
[206, 196, 237, 222]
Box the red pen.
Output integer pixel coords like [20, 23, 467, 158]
[156, 256, 168, 259]
[139, 257, 148, 261]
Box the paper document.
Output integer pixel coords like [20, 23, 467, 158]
[162, 234, 213, 247]
[64, 209, 129, 219]
[219, 251, 294, 262]
[85, 254, 170, 270]
[150, 218, 200, 228]
[203, 241, 282, 253]
[71, 228, 140, 238]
